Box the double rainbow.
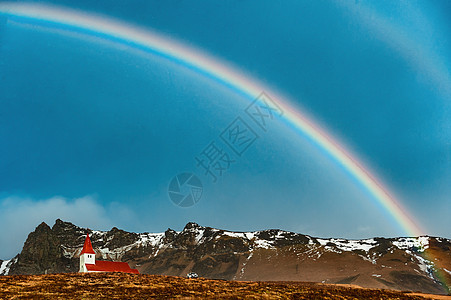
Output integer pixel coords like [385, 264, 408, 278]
[0, 3, 423, 237]
[2, 2, 450, 291]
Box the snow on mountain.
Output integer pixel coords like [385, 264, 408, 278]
[0, 257, 17, 275]
[317, 238, 378, 252]
[0, 260, 10, 275]
[2, 222, 442, 270]
[3, 220, 450, 295]
[392, 236, 429, 250]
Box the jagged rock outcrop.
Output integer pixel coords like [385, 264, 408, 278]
[9, 220, 83, 275]
[2, 220, 450, 295]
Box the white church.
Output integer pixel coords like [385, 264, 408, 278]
[79, 233, 139, 274]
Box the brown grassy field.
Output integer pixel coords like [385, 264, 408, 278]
[0, 272, 448, 299]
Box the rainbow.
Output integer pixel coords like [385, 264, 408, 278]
[336, 1, 451, 100]
[2, 2, 450, 291]
[0, 3, 423, 237]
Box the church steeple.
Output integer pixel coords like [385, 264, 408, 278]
[81, 233, 95, 255]
[79, 233, 96, 272]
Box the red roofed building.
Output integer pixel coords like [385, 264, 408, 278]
[79, 234, 139, 274]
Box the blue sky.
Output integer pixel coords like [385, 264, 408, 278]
[0, 0, 450, 259]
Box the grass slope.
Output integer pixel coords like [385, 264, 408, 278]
[0, 272, 445, 299]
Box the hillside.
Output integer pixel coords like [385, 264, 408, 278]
[1, 220, 450, 295]
[0, 272, 444, 299]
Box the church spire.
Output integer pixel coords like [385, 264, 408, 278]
[81, 233, 96, 255]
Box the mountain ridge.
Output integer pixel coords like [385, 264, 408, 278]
[1, 219, 450, 295]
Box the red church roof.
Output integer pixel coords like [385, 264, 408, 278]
[80, 234, 96, 255]
[85, 261, 139, 274]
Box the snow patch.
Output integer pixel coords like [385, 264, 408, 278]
[245, 232, 256, 240]
[194, 230, 205, 244]
[223, 231, 247, 239]
[136, 233, 165, 248]
[222, 231, 257, 241]
[317, 238, 377, 252]
[0, 257, 17, 275]
[0, 260, 10, 275]
[334, 239, 377, 252]
[317, 239, 328, 246]
[254, 238, 274, 249]
[359, 254, 376, 264]
[393, 237, 429, 251]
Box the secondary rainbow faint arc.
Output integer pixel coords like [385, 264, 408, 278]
[0, 3, 424, 237]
